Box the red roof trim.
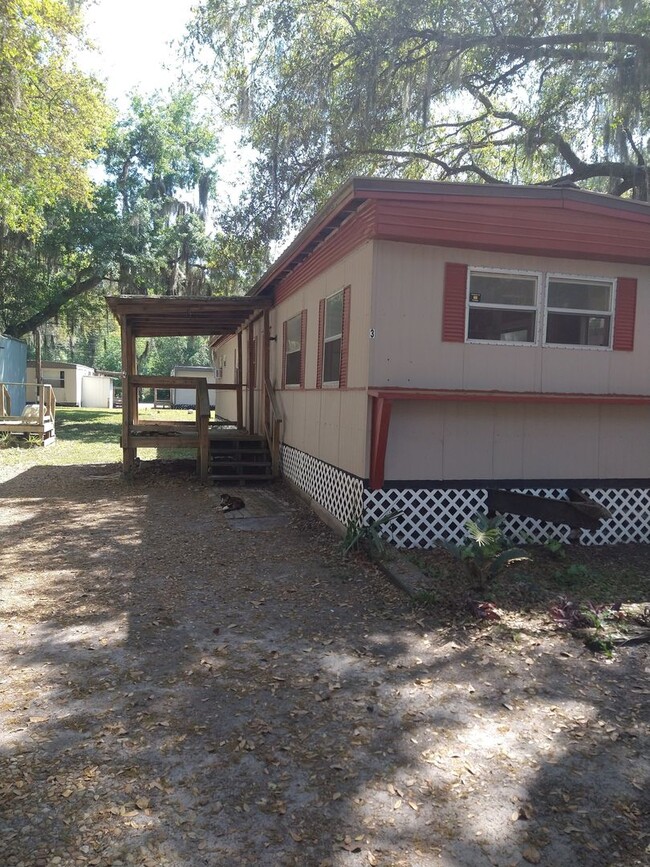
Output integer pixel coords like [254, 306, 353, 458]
[275, 204, 375, 302]
[250, 178, 650, 308]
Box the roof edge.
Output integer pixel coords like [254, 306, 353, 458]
[248, 178, 650, 298]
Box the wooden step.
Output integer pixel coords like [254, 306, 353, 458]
[207, 433, 272, 484]
[210, 459, 271, 468]
[209, 471, 272, 482]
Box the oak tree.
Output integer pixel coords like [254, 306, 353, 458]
[186, 0, 650, 241]
[0, 0, 111, 233]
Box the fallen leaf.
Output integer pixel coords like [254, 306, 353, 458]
[522, 845, 542, 864]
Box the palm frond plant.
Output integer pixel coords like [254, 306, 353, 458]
[343, 509, 404, 559]
[443, 514, 530, 589]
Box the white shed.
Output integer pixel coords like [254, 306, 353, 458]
[171, 365, 217, 408]
[81, 375, 114, 409]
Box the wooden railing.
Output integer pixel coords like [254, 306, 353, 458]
[127, 375, 213, 480]
[1, 384, 10, 417]
[39, 383, 56, 425]
[264, 377, 282, 477]
[0, 382, 55, 445]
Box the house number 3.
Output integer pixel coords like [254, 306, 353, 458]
[369, 328, 376, 339]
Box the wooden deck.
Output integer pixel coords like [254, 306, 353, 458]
[106, 294, 280, 481]
[0, 383, 56, 446]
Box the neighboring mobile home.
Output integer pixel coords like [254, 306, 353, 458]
[27, 361, 114, 408]
[212, 178, 650, 546]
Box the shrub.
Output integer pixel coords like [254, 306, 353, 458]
[442, 514, 530, 589]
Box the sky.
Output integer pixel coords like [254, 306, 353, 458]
[79, 0, 251, 206]
[80, 0, 198, 106]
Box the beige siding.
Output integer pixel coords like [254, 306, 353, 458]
[271, 241, 373, 476]
[211, 242, 373, 476]
[370, 241, 650, 395]
[383, 401, 650, 481]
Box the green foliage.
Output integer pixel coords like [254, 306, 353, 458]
[548, 597, 624, 654]
[412, 589, 438, 607]
[0, 0, 112, 233]
[0, 432, 18, 449]
[1, 91, 226, 342]
[544, 537, 566, 560]
[549, 597, 608, 631]
[443, 514, 530, 589]
[342, 510, 403, 559]
[552, 563, 591, 588]
[186, 0, 650, 247]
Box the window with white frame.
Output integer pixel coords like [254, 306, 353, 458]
[544, 276, 614, 347]
[466, 270, 539, 343]
[323, 290, 344, 384]
[284, 314, 302, 386]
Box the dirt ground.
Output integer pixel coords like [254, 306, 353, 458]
[0, 462, 649, 867]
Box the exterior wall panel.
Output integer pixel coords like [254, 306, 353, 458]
[270, 242, 373, 477]
[382, 401, 650, 482]
[215, 242, 374, 477]
[26, 362, 93, 406]
[371, 241, 650, 396]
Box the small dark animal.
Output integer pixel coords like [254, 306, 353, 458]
[220, 493, 245, 513]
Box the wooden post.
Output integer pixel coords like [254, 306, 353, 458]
[236, 330, 243, 430]
[196, 379, 210, 482]
[121, 318, 137, 475]
[34, 330, 42, 387]
[247, 325, 255, 434]
[38, 379, 45, 425]
[34, 329, 42, 408]
[263, 310, 270, 433]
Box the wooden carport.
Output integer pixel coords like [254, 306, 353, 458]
[106, 295, 274, 479]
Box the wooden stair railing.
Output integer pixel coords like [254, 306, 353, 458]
[263, 377, 282, 477]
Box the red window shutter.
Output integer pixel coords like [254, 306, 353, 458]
[613, 277, 637, 351]
[281, 320, 288, 388]
[299, 309, 307, 388]
[442, 262, 468, 342]
[339, 286, 351, 388]
[316, 298, 326, 389]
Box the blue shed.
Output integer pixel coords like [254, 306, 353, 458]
[0, 334, 27, 414]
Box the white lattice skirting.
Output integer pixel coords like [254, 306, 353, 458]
[281, 445, 363, 526]
[281, 446, 650, 547]
[364, 486, 650, 547]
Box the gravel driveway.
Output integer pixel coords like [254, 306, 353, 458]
[1, 463, 648, 867]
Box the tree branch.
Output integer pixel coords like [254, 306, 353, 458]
[402, 28, 650, 56]
[5, 271, 105, 338]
